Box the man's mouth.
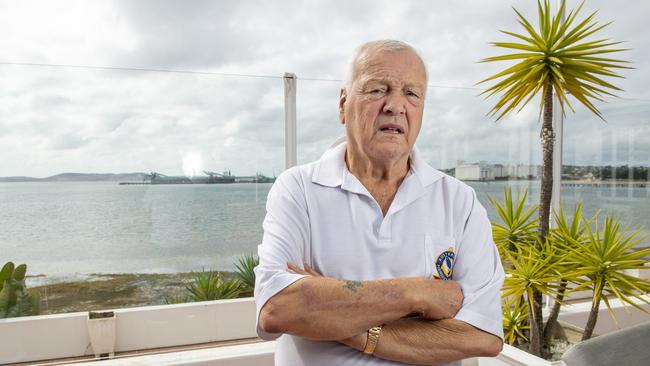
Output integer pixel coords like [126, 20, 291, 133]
[379, 126, 404, 134]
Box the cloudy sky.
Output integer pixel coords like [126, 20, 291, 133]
[1, 0, 648, 178]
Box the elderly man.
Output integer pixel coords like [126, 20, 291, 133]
[254, 40, 504, 365]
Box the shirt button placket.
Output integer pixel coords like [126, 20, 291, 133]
[378, 215, 392, 243]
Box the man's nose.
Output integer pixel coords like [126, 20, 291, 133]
[382, 92, 406, 115]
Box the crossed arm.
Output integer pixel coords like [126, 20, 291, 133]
[258, 262, 502, 365]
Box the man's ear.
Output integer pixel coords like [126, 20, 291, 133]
[339, 88, 347, 124]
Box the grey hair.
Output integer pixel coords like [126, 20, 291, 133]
[344, 39, 428, 91]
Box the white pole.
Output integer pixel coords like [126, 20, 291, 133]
[284, 72, 297, 169]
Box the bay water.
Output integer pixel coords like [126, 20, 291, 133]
[1, 180, 647, 285]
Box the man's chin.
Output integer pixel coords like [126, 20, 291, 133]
[369, 144, 410, 162]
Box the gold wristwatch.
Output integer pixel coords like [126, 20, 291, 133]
[363, 325, 383, 355]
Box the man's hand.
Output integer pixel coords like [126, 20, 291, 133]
[412, 277, 463, 320]
[287, 261, 324, 277]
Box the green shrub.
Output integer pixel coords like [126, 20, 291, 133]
[0, 262, 41, 318]
[234, 253, 259, 296]
[185, 270, 242, 301]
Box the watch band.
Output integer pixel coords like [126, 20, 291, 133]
[363, 325, 383, 355]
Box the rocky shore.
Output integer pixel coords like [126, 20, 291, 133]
[30, 272, 239, 315]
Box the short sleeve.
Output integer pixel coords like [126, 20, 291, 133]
[452, 190, 505, 340]
[253, 170, 310, 340]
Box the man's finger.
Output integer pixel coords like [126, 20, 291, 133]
[303, 260, 323, 276]
[287, 262, 303, 273]
[287, 262, 310, 275]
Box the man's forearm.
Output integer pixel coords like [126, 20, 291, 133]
[342, 318, 503, 365]
[259, 275, 462, 341]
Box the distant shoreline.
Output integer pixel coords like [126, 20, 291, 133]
[0, 172, 276, 183]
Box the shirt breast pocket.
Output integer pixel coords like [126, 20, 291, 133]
[425, 233, 457, 280]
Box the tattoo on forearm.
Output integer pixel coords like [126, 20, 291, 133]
[343, 280, 363, 292]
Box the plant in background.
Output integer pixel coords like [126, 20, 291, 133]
[562, 213, 650, 340]
[489, 188, 538, 259]
[501, 238, 567, 347]
[491, 189, 650, 355]
[502, 298, 530, 346]
[234, 253, 259, 296]
[478, 0, 631, 356]
[185, 270, 242, 302]
[542, 203, 592, 346]
[0, 261, 41, 318]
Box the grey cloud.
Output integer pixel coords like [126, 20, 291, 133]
[1, 0, 649, 177]
[49, 134, 92, 150]
[29, 94, 71, 108]
[113, 0, 248, 69]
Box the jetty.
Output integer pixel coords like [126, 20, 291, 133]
[561, 181, 647, 188]
[119, 170, 276, 185]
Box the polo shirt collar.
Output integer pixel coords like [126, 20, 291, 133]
[311, 136, 445, 190]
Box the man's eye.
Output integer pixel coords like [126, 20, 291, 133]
[369, 89, 386, 94]
[406, 90, 420, 98]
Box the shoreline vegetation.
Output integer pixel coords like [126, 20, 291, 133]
[29, 271, 240, 315]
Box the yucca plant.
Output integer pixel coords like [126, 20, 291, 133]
[185, 270, 242, 302]
[234, 253, 259, 296]
[561, 213, 650, 340]
[489, 188, 542, 350]
[542, 203, 593, 345]
[478, 0, 630, 356]
[501, 239, 567, 353]
[489, 187, 539, 261]
[502, 298, 530, 346]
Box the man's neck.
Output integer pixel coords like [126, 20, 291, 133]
[345, 149, 410, 183]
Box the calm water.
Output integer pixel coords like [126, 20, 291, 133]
[1, 181, 648, 283]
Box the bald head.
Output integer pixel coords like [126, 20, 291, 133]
[345, 40, 428, 93]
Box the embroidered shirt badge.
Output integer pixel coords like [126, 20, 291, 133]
[435, 247, 455, 280]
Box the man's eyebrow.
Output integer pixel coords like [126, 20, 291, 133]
[360, 78, 389, 86]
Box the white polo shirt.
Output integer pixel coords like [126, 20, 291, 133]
[254, 139, 504, 366]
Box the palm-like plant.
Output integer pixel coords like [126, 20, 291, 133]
[501, 239, 567, 352]
[489, 188, 539, 260]
[234, 253, 259, 296]
[543, 203, 592, 345]
[561, 214, 650, 340]
[502, 298, 530, 346]
[185, 270, 242, 302]
[478, 0, 630, 356]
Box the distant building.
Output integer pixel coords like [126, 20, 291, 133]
[493, 164, 507, 180]
[453, 161, 540, 181]
[455, 161, 494, 181]
[506, 164, 542, 180]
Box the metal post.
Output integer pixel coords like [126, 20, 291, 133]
[284, 72, 297, 169]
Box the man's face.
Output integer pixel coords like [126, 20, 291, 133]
[339, 49, 426, 163]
